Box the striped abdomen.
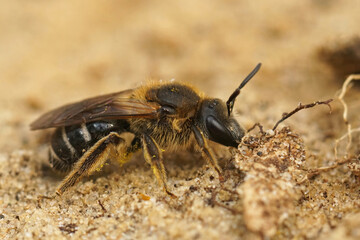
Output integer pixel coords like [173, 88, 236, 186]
[49, 120, 130, 172]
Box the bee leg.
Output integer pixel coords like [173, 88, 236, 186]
[192, 126, 224, 182]
[114, 137, 142, 166]
[141, 134, 176, 198]
[56, 132, 125, 196]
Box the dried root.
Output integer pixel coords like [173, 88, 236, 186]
[272, 99, 333, 131]
[298, 74, 360, 182]
[334, 74, 360, 159]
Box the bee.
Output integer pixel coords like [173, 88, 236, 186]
[31, 63, 261, 197]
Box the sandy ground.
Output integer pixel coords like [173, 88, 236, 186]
[1, 1, 360, 239]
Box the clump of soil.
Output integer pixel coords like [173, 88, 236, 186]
[236, 127, 306, 237]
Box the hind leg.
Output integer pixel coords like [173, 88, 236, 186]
[56, 132, 125, 195]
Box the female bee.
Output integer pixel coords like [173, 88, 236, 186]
[31, 64, 261, 197]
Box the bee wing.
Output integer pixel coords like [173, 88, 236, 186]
[30, 89, 160, 130]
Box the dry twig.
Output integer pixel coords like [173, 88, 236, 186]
[272, 99, 333, 131]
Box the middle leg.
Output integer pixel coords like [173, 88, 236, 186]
[141, 134, 176, 197]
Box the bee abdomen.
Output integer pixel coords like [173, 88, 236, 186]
[49, 145, 73, 172]
[49, 121, 130, 172]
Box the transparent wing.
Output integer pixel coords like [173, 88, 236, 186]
[30, 89, 160, 130]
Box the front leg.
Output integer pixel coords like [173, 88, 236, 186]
[141, 134, 176, 198]
[192, 126, 224, 182]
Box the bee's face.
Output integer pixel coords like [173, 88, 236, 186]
[197, 99, 245, 148]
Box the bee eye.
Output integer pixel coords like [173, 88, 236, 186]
[160, 105, 176, 115]
[205, 116, 238, 147]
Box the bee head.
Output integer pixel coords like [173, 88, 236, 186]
[196, 63, 261, 148]
[197, 98, 244, 147]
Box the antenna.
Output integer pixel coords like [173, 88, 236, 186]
[226, 63, 261, 116]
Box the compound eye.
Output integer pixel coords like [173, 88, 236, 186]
[205, 115, 238, 147]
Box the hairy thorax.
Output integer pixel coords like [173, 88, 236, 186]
[129, 117, 194, 149]
[129, 81, 204, 149]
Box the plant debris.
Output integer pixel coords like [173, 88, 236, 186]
[272, 99, 333, 131]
